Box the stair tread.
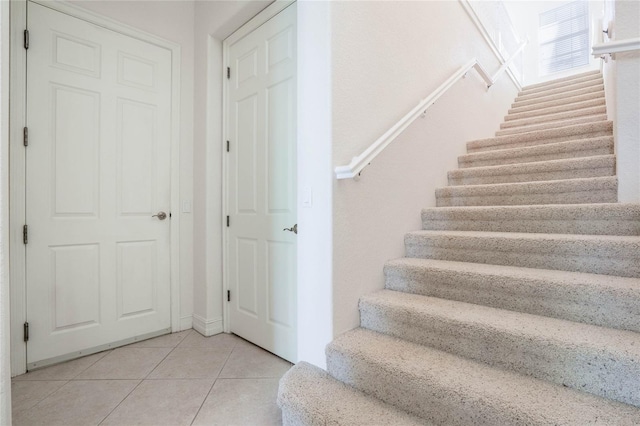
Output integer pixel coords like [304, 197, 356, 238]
[437, 175, 617, 195]
[516, 78, 603, 102]
[278, 362, 427, 426]
[508, 91, 605, 115]
[501, 105, 607, 129]
[467, 121, 613, 152]
[327, 328, 640, 425]
[384, 257, 640, 333]
[505, 98, 606, 121]
[385, 257, 640, 290]
[406, 228, 640, 244]
[449, 155, 615, 178]
[496, 114, 608, 136]
[458, 136, 614, 168]
[362, 289, 640, 355]
[513, 84, 605, 108]
[423, 202, 640, 220]
[421, 203, 640, 235]
[521, 70, 601, 91]
[361, 290, 640, 406]
[404, 226, 638, 277]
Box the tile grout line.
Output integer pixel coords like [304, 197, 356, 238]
[10, 379, 70, 418]
[189, 336, 241, 426]
[96, 332, 191, 425]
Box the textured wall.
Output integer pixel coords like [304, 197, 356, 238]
[330, 1, 519, 337]
[612, 0, 640, 202]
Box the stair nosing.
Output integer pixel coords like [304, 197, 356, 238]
[327, 328, 640, 424]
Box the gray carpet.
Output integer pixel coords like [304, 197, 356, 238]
[278, 70, 640, 424]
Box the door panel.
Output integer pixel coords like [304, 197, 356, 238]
[25, 2, 172, 367]
[227, 4, 297, 362]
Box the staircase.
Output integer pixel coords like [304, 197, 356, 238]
[278, 70, 640, 425]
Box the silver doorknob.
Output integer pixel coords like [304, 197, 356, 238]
[152, 211, 167, 220]
[283, 224, 297, 234]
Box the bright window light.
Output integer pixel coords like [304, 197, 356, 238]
[539, 1, 590, 75]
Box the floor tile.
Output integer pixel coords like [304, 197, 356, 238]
[12, 351, 111, 381]
[75, 347, 172, 380]
[126, 330, 192, 348]
[178, 331, 241, 350]
[192, 378, 282, 426]
[219, 342, 292, 379]
[11, 380, 139, 426]
[11, 380, 67, 415]
[147, 347, 232, 379]
[101, 379, 213, 426]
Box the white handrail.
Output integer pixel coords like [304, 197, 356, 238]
[592, 37, 640, 56]
[489, 40, 527, 86]
[459, 0, 524, 90]
[334, 44, 526, 180]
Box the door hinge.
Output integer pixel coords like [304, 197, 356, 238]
[24, 29, 29, 50]
[227, 290, 230, 302]
[23, 322, 29, 342]
[23, 127, 28, 147]
[226, 216, 230, 227]
[227, 67, 230, 79]
[23, 225, 28, 244]
[226, 140, 230, 152]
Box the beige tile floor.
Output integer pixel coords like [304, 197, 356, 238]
[11, 330, 293, 426]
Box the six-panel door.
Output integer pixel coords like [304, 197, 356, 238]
[226, 4, 297, 362]
[25, 2, 172, 367]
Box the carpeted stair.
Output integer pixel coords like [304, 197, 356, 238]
[278, 70, 640, 424]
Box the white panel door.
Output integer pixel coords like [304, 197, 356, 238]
[226, 4, 297, 362]
[25, 2, 172, 368]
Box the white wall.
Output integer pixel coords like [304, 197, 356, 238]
[1, 0, 13, 422]
[330, 1, 518, 337]
[601, 0, 617, 125]
[192, 0, 271, 336]
[609, 0, 640, 202]
[68, 0, 196, 330]
[296, 0, 334, 367]
[192, 0, 335, 366]
[504, 0, 604, 86]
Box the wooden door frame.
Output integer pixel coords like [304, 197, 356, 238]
[221, 0, 295, 335]
[8, 0, 182, 376]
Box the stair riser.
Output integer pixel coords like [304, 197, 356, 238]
[495, 114, 608, 136]
[437, 176, 619, 207]
[517, 78, 603, 101]
[436, 188, 617, 206]
[467, 127, 613, 153]
[505, 98, 606, 122]
[521, 71, 600, 92]
[448, 164, 614, 186]
[508, 91, 605, 115]
[278, 362, 425, 426]
[329, 329, 640, 424]
[360, 300, 640, 407]
[326, 346, 523, 425]
[404, 235, 639, 277]
[384, 263, 640, 331]
[501, 106, 607, 129]
[459, 138, 614, 168]
[514, 84, 604, 107]
[423, 218, 640, 235]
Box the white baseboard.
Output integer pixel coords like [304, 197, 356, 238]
[179, 315, 193, 331]
[192, 314, 223, 337]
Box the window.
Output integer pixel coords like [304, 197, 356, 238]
[539, 1, 590, 75]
